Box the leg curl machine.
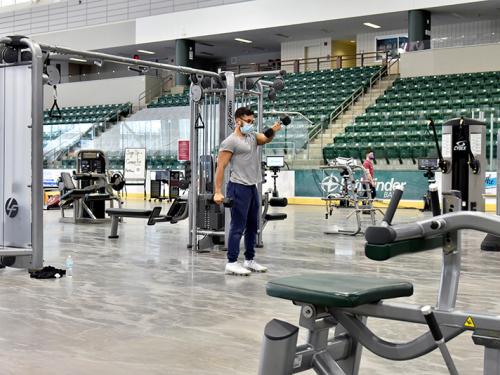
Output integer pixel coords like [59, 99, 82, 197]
[259, 187, 500, 374]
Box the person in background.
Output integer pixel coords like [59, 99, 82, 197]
[363, 148, 377, 200]
[214, 107, 282, 276]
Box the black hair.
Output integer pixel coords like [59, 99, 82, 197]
[365, 148, 373, 156]
[235, 107, 254, 119]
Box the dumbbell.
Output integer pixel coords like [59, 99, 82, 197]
[280, 115, 291, 126]
[203, 194, 233, 207]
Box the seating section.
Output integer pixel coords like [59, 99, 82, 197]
[264, 66, 381, 154]
[106, 151, 181, 171]
[264, 66, 380, 123]
[148, 90, 189, 108]
[44, 103, 132, 125]
[146, 66, 382, 157]
[323, 71, 500, 162]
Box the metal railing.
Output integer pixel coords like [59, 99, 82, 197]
[220, 51, 391, 74]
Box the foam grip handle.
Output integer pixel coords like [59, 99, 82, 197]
[383, 188, 404, 225]
[430, 188, 441, 217]
[422, 306, 443, 341]
[269, 197, 288, 207]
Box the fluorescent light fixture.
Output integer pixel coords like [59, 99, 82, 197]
[363, 22, 381, 29]
[69, 57, 87, 63]
[137, 49, 155, 55]
[234, 37, 253, 44]
[350, 40, 356, 43]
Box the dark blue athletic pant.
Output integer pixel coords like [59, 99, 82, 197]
[226, 181, 260, 263]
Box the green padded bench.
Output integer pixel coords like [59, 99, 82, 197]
[266, 274, 413, 308]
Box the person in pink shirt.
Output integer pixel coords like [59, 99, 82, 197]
[362, 149, 376, 199]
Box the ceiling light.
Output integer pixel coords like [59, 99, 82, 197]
[69, 57, 87, 63]
[235, 37, 253, 44]
[137, 49, 155, 55]
[363, 22, 381, 29]
[350, 40, 356, 43]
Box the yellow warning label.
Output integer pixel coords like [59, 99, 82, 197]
[464, 316, 476, 328]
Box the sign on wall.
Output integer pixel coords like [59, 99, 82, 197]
[178, 140, 190, 161]
[124, 148, 146, 180]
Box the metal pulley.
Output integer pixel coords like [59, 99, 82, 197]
[110, 172, 125, 191]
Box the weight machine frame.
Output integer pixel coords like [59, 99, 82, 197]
[320, 158, 383, 236]
[187, 71, 286, 252]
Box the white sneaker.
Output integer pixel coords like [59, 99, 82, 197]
[243, 260, 268, 273]
[225, 262, 251, 276]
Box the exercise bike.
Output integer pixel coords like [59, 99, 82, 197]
[259, 187, 500, 374]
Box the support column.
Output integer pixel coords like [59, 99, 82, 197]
[408, 10, 431, 51]
[175, 39, 195, 86]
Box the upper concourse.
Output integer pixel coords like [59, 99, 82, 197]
[0, 0, 490, 51]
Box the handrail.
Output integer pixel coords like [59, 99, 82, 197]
[137, 75, 173, 110]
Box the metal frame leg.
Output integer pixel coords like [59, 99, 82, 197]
[473, 330, 500, 375]
[313, 351, 347, 375]
[109, 216, 120, 239]
[334, 319, 365, 375]
[484, 348, 500, 375]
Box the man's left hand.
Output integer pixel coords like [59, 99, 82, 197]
[272, 121, 282, 132]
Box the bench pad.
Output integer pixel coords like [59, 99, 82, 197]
[266, 274, 413, 308]
[106, 208, 153, 218]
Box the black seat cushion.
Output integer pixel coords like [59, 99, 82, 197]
[266, 274, 413, 308]
[265, 213, 287, 221]
[106, 208, 153, 218]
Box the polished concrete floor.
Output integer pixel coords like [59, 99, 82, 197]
[1, 202, 500, 375]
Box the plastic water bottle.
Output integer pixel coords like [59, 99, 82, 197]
[65, 255, 73, 277]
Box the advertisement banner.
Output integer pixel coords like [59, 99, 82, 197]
[295, 169, 430, 200]
[295, 169, 498, 201]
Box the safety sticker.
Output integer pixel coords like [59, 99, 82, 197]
[464, 316, 476, 328]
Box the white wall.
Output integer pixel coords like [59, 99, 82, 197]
[399, 43, 500, 77]
[281, 38, 331, 72]
[0, 0, 251, 38]
[43, 76, 147, 109]
[32, 21, 136, 50]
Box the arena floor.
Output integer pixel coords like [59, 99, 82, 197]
[0, 202, 499, 375]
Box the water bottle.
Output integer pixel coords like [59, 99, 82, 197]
[65, 255, 73, 277]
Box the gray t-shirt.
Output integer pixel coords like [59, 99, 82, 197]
[219, 132, 262, 186]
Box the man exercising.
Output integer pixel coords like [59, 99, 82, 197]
[214, 107, 282, 276]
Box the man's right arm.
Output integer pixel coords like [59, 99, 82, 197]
[213, 150, 233, 204]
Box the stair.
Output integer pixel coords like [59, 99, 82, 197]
[291, 75, 398, 169]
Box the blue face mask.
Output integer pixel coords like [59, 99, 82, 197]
[240, 121, 255, 135]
